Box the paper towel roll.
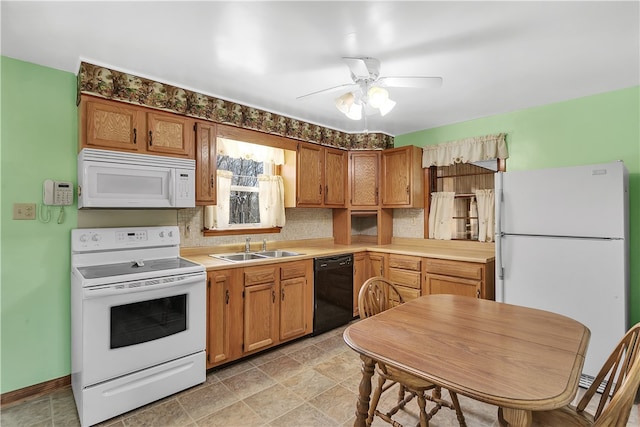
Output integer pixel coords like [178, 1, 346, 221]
[204, 206, 215, 229]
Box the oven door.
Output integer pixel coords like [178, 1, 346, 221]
[81, 272, 205, 386]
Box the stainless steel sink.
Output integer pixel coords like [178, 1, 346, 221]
[256, 250, 302, 258]
[210, 253, 269, 262]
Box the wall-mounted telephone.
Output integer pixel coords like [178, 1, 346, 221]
[43, 180, 74, 206]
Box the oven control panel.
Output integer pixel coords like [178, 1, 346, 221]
[72, 226, 180, 251]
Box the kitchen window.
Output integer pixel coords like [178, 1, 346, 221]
[204, 138, 287, 232]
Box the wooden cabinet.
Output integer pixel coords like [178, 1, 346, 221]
[423, 258, 495, 300]
[279, 261, 313, 341]
[79, 95, 194, 159]
[387, 254, 422, 305]
[206, 269, 242, 369]
[296, 142, 347, 207]
[195, 121, 217, 205]
[324, 147, 348, 206]
[243, 267, 278, 354]
[381, 145, 424, 208]
[349, 151, 380, 209]
[352, 252, 367, 316]
[368, 252, 386, 278]
[146, 111, 193, 157]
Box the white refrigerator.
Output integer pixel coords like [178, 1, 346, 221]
[495, 161, 629, 386]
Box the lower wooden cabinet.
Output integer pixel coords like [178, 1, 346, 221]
[206, 260, 313, 368]
[206, 269, 242, 369]
[387, 254, 422, 306]
[423, 258, 495, 300]
[352, 252, 367, 317]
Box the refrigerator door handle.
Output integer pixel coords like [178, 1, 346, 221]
[495, 173, 504, 280]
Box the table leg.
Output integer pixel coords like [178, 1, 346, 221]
[354, 355, 375, 427]
[499, 407, 532, 427]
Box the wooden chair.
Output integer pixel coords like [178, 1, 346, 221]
[358, 277, 467, 427]
[499, 322, 640, 427]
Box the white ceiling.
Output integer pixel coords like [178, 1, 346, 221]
[2, 1, 638, 136]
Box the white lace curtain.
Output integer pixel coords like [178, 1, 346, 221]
[204, 170, 232, 230]
[422, 133, 508, 167]
[475, 189, 495, 242]
[428, 192, 455, 240]
[258, 174, 286, 227]
[218, 138, 285, 165]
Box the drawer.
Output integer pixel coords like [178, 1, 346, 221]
[244, 267, 277, 286]
[388, 254, 421, 271]
[280, 261, 307, 280]
[424, 258, 483, 281]
[389, 284, 421, 306]
[388, 268, 421, 289]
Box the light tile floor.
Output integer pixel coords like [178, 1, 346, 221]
[2, 324, 639, 427]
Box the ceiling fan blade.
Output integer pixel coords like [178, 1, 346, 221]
[296, 83, 357, 100]
[378, 76, 443, 89]
[342, 57, 379, 79]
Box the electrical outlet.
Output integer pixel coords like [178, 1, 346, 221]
[13, 203, 36, 220]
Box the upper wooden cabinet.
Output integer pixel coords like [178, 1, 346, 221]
[195, 121, 217, 205]
[146, 111, 193, 157]
[79, 95, 194, 159]
[349, 151, 380, 209]
[296, 142, 347, 207]
[380, 145, 424, 208]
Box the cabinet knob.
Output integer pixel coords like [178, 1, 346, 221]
[225, 289, 230, 304]
[210, 175, 214, 188]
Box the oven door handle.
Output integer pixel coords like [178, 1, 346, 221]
[83, 273, 205, 298]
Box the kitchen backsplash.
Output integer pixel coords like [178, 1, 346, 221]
[178, 207, 334, 248]
[393, 209, 425, 238]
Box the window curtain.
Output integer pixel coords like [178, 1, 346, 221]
[258, 174, 286, 227]
[474, 189, 495, 242]
[422, 133, 508, 167]
[428, 192, 455, 240]
[204, 170, 233, 229]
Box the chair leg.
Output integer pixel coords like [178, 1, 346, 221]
[397, 384, 406, 403]
[367, 375, 386, 426]
[416, 392, 430, 427]
[449, 391, 467, 427]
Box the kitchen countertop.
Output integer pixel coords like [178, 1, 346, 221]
[181, 238, 495, 271]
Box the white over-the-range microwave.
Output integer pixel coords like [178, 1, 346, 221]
[78, 148, 195, 209]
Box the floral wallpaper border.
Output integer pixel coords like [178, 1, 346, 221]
[77, 62, 394, 150]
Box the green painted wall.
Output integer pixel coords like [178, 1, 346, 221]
[396, 86, 640, 325]
[1, 57, 78, 393]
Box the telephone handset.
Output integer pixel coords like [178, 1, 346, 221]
[43, 180, 73, 206]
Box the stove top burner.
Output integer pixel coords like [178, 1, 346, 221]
[77, 257, 200, 280]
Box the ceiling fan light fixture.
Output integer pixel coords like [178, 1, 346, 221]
[367, 85, 389, 109]
[345, 102, 363, 120]
[335, 92, 355, 114]
[378, 97, 396, 116]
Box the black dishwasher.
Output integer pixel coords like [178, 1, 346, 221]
[313, 254, 354, 335]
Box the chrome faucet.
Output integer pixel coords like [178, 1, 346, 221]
[262, 239, 267, 252]
[245, 237, 251, 253]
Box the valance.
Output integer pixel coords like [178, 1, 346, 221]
[217, 138, 285, 165]
[422, 133, 508, 167]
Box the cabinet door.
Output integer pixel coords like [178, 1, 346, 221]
[350, 151, 379, 208]
[280, 276, 307, 341]
[367, 252, 386, 278]
[195, 121, 216, 205]
[324, 148, 347, 207]
[425, 274, 481, 298]
[146, 111, 193, 157]
[206, 270, 232, 368]
[85, 98, 144, 151]
[353, 252, 367, 316]
[381, 146, 424, 208]
[243, 282, 278, 353]
[296, 143, 323, 206]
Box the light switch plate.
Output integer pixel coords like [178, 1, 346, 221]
[13, 203, 36, 220]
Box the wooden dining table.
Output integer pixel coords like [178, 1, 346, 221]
[343, 294, 590, 427]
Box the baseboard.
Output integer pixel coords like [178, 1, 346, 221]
[1, 375, 70, 408]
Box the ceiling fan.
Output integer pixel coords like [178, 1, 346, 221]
[297, 57, 443, 120]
